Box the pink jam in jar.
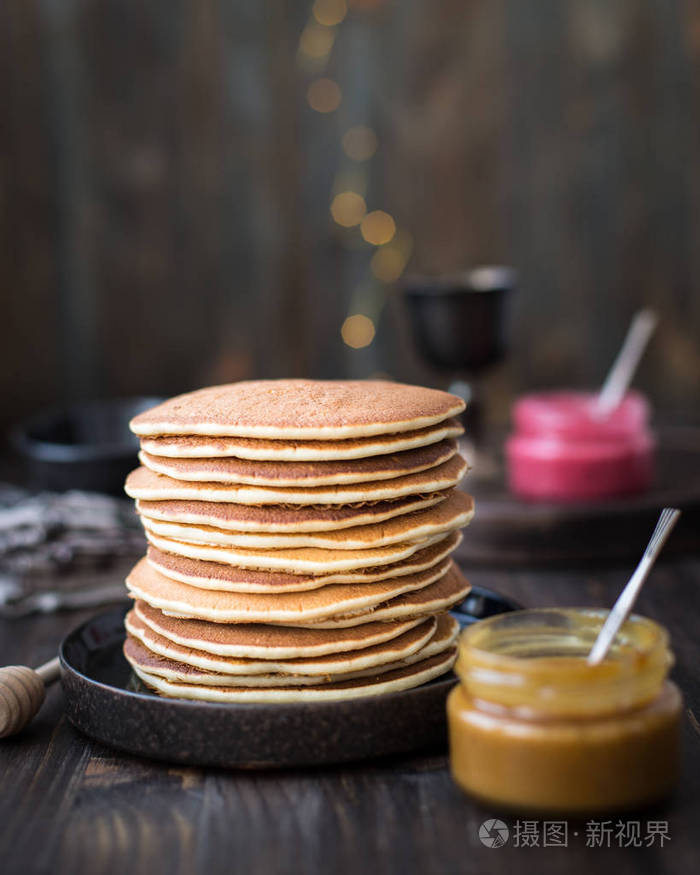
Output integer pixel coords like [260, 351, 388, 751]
[506, 391, 655, 501]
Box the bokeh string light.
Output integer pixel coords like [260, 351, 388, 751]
[331, 192, 367, 227]
[342, 125, 377, 161]
[370, 230, 413, 282]
[306, 77, 342, 113]
[313, 0, 348, 27]
[298, 24, 336, 62]
[360, 210, 396, 246]
[341, 314, 376, 348]
[298, 0, 405, 352]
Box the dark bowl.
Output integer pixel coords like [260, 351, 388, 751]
[10, 397, 163, 495]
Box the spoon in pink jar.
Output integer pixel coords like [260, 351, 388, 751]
[594, 309, 658, 418]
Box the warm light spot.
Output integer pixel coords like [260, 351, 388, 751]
[341, 314, 375, 348]
[371, 229, 413, 279]
[299, 24, 335, 59]
[360, 210, 396, 245]
[331, 191, 366, 227]
[370, 247, 406, 282]
[307, 78, 342, 112]
[342, 126, 377, 161]
[313, 0, 347, 27]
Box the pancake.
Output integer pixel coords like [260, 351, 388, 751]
[125, 555, 453, 623]
[144, 528, 450, 574]
[139, 490, 474, 550]
[125, 455, 468, 505]
[139, 418, 464, 461]
[145, 532, 461, 593]
[126, 648, 457, 702]
[134, 600, 427, 658]
[135, 491, 447, 534]
[125, 611, 454, 678]
[284, 564, 471, 628]
[138, 439, 457, 486]
[124, 614, 457, 687]
[130, 380, 466, 439]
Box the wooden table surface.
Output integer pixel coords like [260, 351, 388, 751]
[1, 557, 698, 875]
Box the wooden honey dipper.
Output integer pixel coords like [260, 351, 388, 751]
[0, 657, 61, 738]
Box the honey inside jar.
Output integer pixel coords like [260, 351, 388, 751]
[447, 608, 682, 814]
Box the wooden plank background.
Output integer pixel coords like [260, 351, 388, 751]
[1, 0, 699, 432]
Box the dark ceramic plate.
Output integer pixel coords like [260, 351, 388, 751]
[59, 587, 519, 769]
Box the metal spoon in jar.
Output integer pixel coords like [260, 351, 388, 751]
[594, 308, 658, 418]
[588, 507, 682, 665]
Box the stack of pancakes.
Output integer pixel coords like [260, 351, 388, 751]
[122, 380, 474, 702]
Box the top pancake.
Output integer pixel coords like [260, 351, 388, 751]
[130, 380, 465, 439]
[139, 418, 464, 461]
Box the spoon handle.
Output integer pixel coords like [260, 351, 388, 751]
[595, 309, 657, 417]
[0, 656, 60, 738]
[588, 508, 681, 665]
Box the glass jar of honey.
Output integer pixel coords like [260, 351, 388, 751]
[447, 608, 682, 814]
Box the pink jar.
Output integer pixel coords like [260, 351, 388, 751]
[506, 391, 655, 501]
